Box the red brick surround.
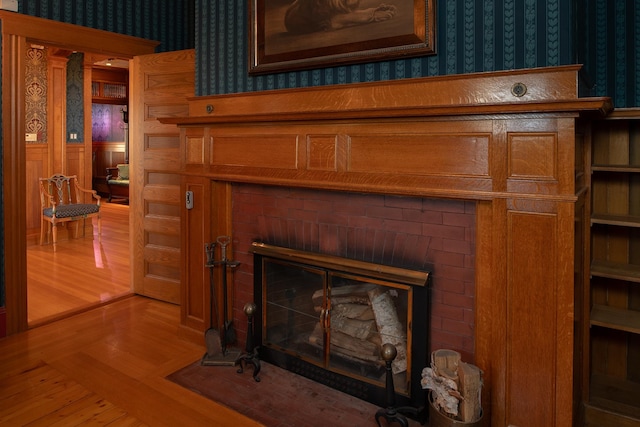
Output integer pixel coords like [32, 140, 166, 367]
[230, 183, 476, 361]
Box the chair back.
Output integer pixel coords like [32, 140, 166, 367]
[39, 174, 82, 208]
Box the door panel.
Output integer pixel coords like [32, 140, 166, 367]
[130, 49, 195, 303]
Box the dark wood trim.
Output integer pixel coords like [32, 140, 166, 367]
[3, 33, 29, 335]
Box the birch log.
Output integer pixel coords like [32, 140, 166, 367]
[309, 323, 381, 364]
[367, 287, 407, 374]
[331, 312, 376, 340]
[421, 367, 460, 416]
[312, 284, 377, 306]
[458, 361, 482, 422]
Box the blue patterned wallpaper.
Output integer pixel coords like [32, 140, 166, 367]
[195, 0, 575, 97]
[579, 0, 640, 108]
[66, 52, 84, 143]
[192, 0, 639, 109]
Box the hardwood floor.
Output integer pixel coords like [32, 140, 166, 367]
[3, 203, 261, 426]
[27, 202, 132, 326]
[0, 296, 261, 426]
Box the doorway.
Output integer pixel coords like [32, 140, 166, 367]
[1, 12, 158, 335]
[25, 51, 132, 326]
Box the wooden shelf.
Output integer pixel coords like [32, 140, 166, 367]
[587, 113, 640, 426]
[588, 374, 640, 422]
[591, 260, 640, 283]
[606, 107, 640, 120]
[592, 164, 640, 173]
[590, 304, 640, 334]
[591, 213, 640, 227]
[92, 67, 128, 105]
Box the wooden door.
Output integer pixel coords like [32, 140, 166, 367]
[129, 49, 195, 303]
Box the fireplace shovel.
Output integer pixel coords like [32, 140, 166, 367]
[201, 242, 239, 366]
[218, 236, 237, 346]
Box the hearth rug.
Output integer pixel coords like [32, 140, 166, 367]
[167, 359, 423, 427]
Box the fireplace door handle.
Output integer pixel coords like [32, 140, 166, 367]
[320, 307, 330, 331]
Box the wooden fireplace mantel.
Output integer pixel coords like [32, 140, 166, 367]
[164, 66, 611, 427]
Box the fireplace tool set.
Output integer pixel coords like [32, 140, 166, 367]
[201, 236, 242, 366]
[201, 237, 261, 380]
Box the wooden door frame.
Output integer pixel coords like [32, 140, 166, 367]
[1, 12, 157, 335]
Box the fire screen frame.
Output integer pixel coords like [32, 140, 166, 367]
[251, 242, 430, 411]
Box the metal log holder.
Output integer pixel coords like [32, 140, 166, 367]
[375, 343, 425, 426]
[235, 302, 261, 381]
[201, 236, 241, 366]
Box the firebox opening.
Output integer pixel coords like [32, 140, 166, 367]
[252, 242, 430, 411]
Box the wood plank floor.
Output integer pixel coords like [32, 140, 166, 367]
[27, 202, 132, 326]
[6, 203, 261, 426]
[0, 296, 261, 426]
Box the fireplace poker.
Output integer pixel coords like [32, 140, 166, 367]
[201, 242, 222, 363]
[218, 235, 239, 348]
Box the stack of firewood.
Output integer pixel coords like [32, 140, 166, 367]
[421, 349, 483, 423]
[308, 283, 407, 374]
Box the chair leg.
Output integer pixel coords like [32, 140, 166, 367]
[40, 220, 44, 245]
[52, 224, 58, 252]
[97, 215, 102, 242]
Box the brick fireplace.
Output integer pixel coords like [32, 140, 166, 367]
[168, 65, 611, 426]
[227, 184, 476, 410]
[231, 184, 476, 363]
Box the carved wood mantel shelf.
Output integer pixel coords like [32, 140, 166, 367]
[163, 65, 612, 427]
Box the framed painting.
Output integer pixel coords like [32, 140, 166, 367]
[249, 0, 436, 74]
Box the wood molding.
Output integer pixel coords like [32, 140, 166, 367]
[0, 11, 158, 57]
[164, 64, 611, 122]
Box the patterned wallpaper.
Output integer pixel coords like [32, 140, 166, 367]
[195, 0, 575, 96]
[66, 52, 84, 143]
[91, 104, 127, 142]
[579, 0, 640, 107]
[193, 0, 640, 109]
[25, 46, 47, 143]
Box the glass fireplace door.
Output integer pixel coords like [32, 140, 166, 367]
[263, 259, 326, 364]
[328, 273, 412, 396]
[254, 241, 429, 410]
